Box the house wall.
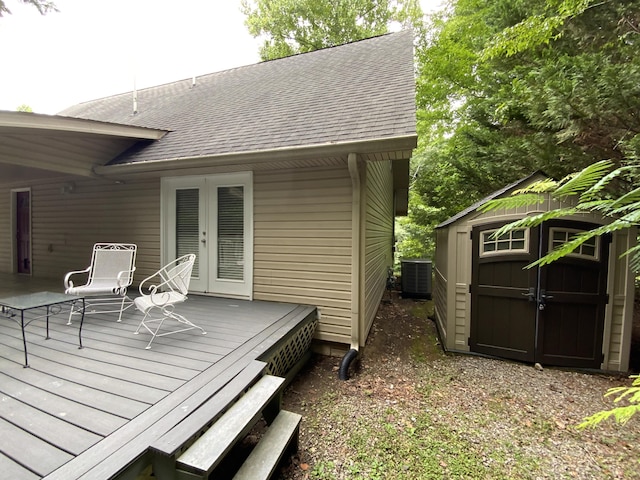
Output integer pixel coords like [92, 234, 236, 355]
[252, 165, 353, 345]
[1, 161, 398, 351]
[363, 160, 395, 344]
[0, 177, 162, 282]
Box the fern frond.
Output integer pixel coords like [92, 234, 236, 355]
[491, 208, 578, 238]
[611, 200, 640, 216]
[623, 244, 640, 272]
[479, 193, 545, 213]
[512, 178, 558, 194]
[531, 222, 628, 267]
[610, 187, 640, 211]
[554, 160, 614, 199]
[575, 199, 615, 213]
[579, 164, 627, 202]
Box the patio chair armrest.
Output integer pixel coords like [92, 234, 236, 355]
[64, 266, 92, 291]
[116, 267, 136, 289]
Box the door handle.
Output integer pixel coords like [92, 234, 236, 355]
[521, 287, 536, 302]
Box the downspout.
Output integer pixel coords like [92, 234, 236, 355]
[340, 153, 362, 380]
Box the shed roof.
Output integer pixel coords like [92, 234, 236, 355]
[436, 171, 548, 229]
[59, 31, 417, 167]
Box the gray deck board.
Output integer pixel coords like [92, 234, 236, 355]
[0, 371, 130, 435]
[0, 394, 101, 455]
[0, 280, 316, 480]
[48, 305, 315, 480]
[0, 417, 74, 477]
[0, 454, 39, 480]
[0, 333, 187, 391]
[0, 363, 153, 418]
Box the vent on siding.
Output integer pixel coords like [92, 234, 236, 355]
[401, 259, 432, 299]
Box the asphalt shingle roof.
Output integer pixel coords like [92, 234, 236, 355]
[59, 31, 416, 165]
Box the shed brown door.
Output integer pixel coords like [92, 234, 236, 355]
[535, 221, 609, 368]
[470, 220, 608, 369]
[470, 222, 538, 362]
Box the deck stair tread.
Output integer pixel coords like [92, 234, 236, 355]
[232, 409, 302, 480]
[151, 360, 267, 458]
[176, 374, 285, 477]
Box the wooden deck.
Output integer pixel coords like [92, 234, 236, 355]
[0, 276, 316, 479]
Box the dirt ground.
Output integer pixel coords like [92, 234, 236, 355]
[276, 292, 640, 480]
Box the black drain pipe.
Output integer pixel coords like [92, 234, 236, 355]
[339, 348, 358, 380]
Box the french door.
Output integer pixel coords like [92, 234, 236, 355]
[162, 173, 253, 299]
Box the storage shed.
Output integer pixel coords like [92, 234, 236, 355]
[433, 172, 636, 372]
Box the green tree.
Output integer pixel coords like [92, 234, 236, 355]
[404, 0, 640, 260]
[16, 104, 32, 112]
[241, 0, 424, 60]
[0, 0, 56, 17]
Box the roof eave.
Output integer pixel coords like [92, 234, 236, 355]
[0, 110, 168, 140]
[94, 134, 418, 176]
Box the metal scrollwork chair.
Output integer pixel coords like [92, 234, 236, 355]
[133, 254, 206, 349]
[64, 243, 137, 323]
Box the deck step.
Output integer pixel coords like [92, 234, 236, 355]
[151, 360, 267, 461]
[175, 374, 285, 479]
[233, 409, 301, 480]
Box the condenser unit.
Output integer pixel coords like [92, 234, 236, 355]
[401, 259, 432, 299]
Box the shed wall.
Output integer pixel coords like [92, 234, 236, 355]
[433, 228, 448, 345]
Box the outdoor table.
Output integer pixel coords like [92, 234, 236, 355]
[0, 291, 85, 367]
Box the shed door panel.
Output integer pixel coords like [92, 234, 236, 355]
[470, 223, 538, 362]
[536, 222, 609, 368]
[470, 220, 608, 369]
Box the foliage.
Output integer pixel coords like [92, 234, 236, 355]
[0, 0, 56, 17]
[16, 104, 32, 112]
[480, 160, 640, 270]
[241, 0, 424, 61]
[407, 0, 640, 261]
[578, 375, 640, 429]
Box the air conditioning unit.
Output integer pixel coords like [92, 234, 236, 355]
[401, 259, 432, 299]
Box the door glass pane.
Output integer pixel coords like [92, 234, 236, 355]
[218, 186, 244, 280]
[176, 189, 199, 277]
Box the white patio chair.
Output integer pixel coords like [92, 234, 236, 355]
[133, 254, 206, 349]
[64, 243, 137, 323]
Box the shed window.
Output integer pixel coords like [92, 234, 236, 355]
[550, 228, 599, 260]
[480, 228, 528, 256]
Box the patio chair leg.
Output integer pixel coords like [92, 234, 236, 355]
[117, 295, 127, 322]
[67, 300, 76, 325]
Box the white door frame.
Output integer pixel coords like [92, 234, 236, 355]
[161, 172, 253, 299]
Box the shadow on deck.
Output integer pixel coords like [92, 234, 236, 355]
[0, 275, 317, 479]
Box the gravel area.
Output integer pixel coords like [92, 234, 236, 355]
[279, 294, 640, 479]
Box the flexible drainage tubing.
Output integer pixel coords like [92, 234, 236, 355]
[338, 348, 359, 380]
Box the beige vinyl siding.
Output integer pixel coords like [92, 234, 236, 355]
[454, 228, 471, 350]
[253, 165, 353, 344]
[604, 228, 636, 371]
[363, 160, 394, 342]
[0, 177, 161, 282]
